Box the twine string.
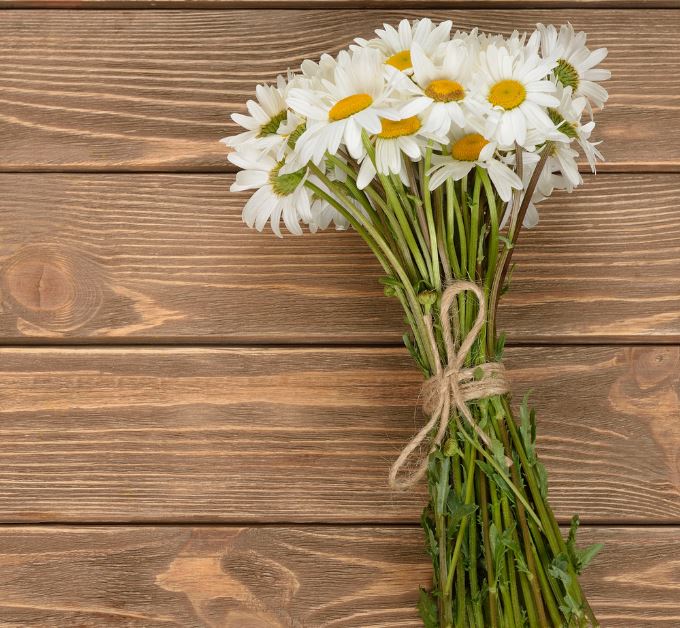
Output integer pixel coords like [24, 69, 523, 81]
[389, 280, 510, 490]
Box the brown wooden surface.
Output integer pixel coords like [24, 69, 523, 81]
[2, 173, 679, 343]
[0, 345, 677, 523]
[1, 1, 679, 624]
[1, 9, 679, 172]
[3, 0, 679, 7]
[0, 525, 676, 627]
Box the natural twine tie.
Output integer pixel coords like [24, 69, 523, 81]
[389, 280, 510, 490]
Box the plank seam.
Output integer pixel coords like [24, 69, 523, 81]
[0, 341, 677, 349]
[0, 3, 677, 10]
[1, 168, 680, 175]
[0, 521, 675, 528]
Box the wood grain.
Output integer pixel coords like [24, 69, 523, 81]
[0, 345, 677, 523]
[0, 9, 678, 171]
[1, 173, 679, 343]
[2, 0, 677, 7]
[0, 525, 676, 626]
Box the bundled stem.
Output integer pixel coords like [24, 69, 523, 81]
[304, 139, 601, 627]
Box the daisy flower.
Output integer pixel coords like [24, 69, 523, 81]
[287, 48, 401, 163]
[228, 147, 312, 237]
[537, 22, 610, 110]
[549, 84, 603, 171]
[357, 115, 435, 189]
[477, 37, 559, 148]
[353, 18, 452, 74]
[222, 78, 288, 152]
[397, 41, 474, 136]
[427, 124, 522, 201]
[308, 197, 350, 232]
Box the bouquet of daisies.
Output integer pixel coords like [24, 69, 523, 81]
[225, 19, 610, 627]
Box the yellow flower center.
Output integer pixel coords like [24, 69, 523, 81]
[378, 116, 421, 139]
[451, 133, 489, 161]
[328, 93, 373, 121]
[424, 79, 465, 103]
[488, 79, 526, 110]
[386, 50, 412, 71]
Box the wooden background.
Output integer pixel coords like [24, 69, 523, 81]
[0, 1, 679, 626]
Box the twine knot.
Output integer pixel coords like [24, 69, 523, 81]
[389, 280, 510, 490]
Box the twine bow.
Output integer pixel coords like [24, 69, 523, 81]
[389, 280, 510, 490]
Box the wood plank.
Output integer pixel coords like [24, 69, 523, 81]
[0, 525, 676, 626]
[0, 9, 678, 171]
[2, 0, 677, 7]
[1, 173, 679, 343]
[0, 345, 678, 523]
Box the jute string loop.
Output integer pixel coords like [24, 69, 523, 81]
[389, 280, 510, 490]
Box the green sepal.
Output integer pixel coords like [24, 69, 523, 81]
[417, 587, 439, 628]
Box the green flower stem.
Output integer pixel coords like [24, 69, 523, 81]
[496, 408, 549, 626]
[468, 171, 482, 280]
[502, 494, 523, 627]
[444, 435, 477, 596]
[488, 476, 514, 627]
[324, 155, 378, 221]
[391, 174, 435, 280]
[361, 134, 432, 284]
[450, 434, 467, 624]
[445, 179, 462, 278]
[477, 168, 500, 293]
[460, 176, 470, 235]
[527, 520, 564, 626]
[478, 471, 498, 628]
[435, 455, 454, 627]
[379, 171, 431, 280]
[305, 169, 433, 370]
[501, 395, 598, 625]
[459, 423, 542, 530]
[434, 186, 453, 283]
[423, 144, 441, 290]
[467, 460, 484, 627]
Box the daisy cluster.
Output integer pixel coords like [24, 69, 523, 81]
[224, 20, 609, 236]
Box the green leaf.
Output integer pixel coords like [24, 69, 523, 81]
[421, 509, 439, 563]
[519, 393, 536, 463]
[548, 553, 572, 589]
[535, 460, 548, 500]
[475, 460, 514, 502]
[501, 263, 516, 295]
[417, 587, 439, 628]
[378, 276, 401, 287]
[495, 332, 507, 361]
[446, 492, 477, 533]
[577, 543, 604, 573]
[403, 332, 428, 375]
[490, 436, 509, 473]
[559, 592, 584, 622]
[407, 194, 423, 208]
[498, 234, 514, 250]
[496, 524, 530, 576]
[442, 438, 463, 458]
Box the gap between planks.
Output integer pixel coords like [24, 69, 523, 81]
[1, 2, 678, 9]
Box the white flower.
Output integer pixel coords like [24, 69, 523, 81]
[477, 38, 559, 148]
[550, 85, 603, 172]
[427, 125, 522, 201]
[287, 48, 400, 163]
[397, 41, 474, 136]
[228, 147, 312, 237]
[353, 18, 452, 74]
[357, 116, 432, 189]
[538, 22, 610, 111]
[222, 78, 288, 152]
[308, 198, 348, 232]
